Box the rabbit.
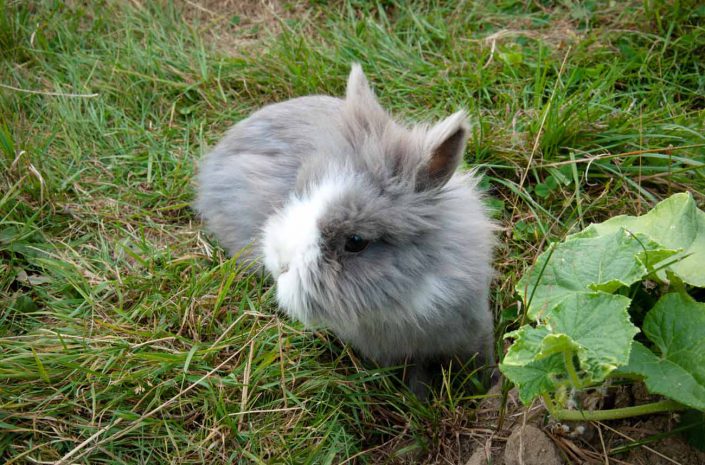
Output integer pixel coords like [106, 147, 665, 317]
[195, 64, 496, 397]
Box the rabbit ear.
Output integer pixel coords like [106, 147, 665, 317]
[346, 64, 377, 105]
[344, 64, 388, 128]
[416, 110, 470, 190]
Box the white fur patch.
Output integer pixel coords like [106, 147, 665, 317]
[407, 275, 446, 323]
[262, 177, 349, 323]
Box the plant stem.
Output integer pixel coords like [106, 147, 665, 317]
[563, 349, 582, 389]
[548, 399, 686, 421]
[542, 392, 557, 415]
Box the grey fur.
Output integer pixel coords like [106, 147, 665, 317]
[195, 65, 496, 394]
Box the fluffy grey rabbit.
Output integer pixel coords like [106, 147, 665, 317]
[196, 65, 496, 396]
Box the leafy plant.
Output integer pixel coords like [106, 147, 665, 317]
[501, 192, 705, 420]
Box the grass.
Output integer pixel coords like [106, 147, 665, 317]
[1, 0, 704, 463]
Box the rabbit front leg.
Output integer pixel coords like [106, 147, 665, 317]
[406, 359, 436, 400]
[406, 350, 498, 400]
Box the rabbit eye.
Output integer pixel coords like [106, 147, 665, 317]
[344, 234, 369, 253]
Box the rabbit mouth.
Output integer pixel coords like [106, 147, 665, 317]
[274, 265, 316, 325]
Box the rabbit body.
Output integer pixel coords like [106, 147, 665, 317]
[196, 66, 496, 390]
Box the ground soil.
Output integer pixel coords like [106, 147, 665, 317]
[178, 0, 316, 54]
[456, 381, 705, 465]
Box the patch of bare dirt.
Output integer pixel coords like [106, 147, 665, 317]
[178, 0, 317, 54]
[504, 424, 563, 465]
[452, 381, 705, 465]
[481, 18, 583, 54]
[618, 414, 705, 465]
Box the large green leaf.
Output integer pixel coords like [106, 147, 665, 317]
[585, 192, 705, 287]
[547, 293, 637, 382]
[501, 293, 637, 402]
[503, 193, 705, 406]
[618, 293, 705, 410]
[517, 229, 668, 320]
